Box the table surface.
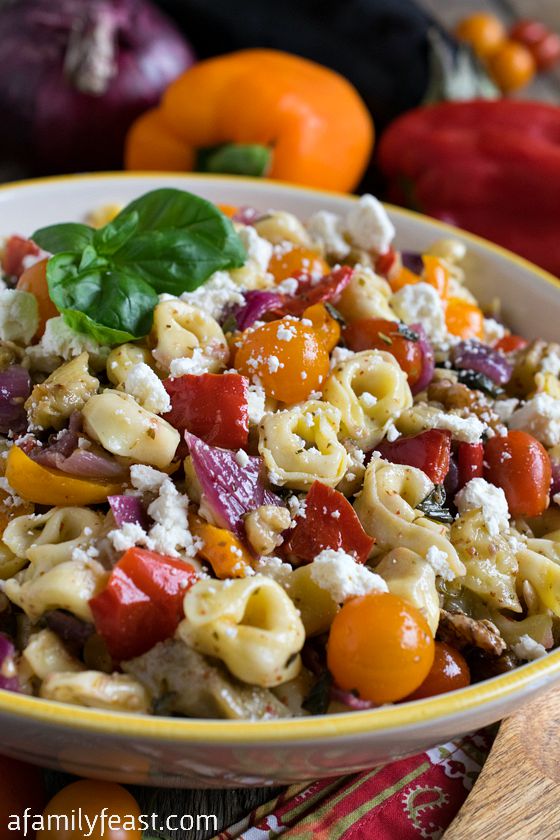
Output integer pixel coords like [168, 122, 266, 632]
[9, 0, 560, 836]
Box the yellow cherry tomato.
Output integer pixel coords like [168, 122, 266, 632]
[302, 302, 341, 352]
[444, 297, 484, 340]
[37, 780, 141, 839]
[268, 245, 330, 284]
[455, 13, 507, 58]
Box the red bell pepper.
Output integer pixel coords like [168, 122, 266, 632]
[2, 235, 40, 278]
[375, 429, 451, 484]
[284, 480, 375, 564]
[456, 442, 484, 491]
[378, 100, 560, 278]
[89, 547, 197, 661]
[494, 334, 528, 354]
[164, 372, 249, 450]
[273, 266, 353, 318]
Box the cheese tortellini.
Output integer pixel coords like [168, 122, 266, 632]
[259, 400, 348, 490]
[150, 299, 228, 371]
[375, 548, 440, 635]
[336, 265, 397, 324]
[323, 350, 412, 448]
[178, 576, 305, 688]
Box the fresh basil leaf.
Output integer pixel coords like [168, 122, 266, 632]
[302, 671, 332, 715]
[417, 484, 454, 523]
[47, 252, 158, 344]
[93, 210, 139, 256]
[397, 322, 420, 342]
[457, 369, 504, 398]
[31, 222, 94, 254]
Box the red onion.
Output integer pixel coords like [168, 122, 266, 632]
[186, 432, 282, 537]
[550, 460, 560, 500]
[401, 251, 423, 275]
[108, 494, 150, 529]
[0, 366, 31, 435]
[0, 0, 195, 173]
[330, 685, 375, 710]
[444, 454, 460, 499]
[451, 341, 513, 386]
[45, 610, 94, 650]
[232, 207, 266, 225]
[410, 322, 435, 395]
[229, 290, 285, 332]
[0, 633, 20, 694]
[32, 426, 127, 480]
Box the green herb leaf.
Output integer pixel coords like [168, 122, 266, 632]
[32, 222, 94, 254]
[457, 369, 504, 398]
[397, 322, 420, 342]
[302, 671, 332, 715]
[417, 484, 454, 523]
[93, 210, 139, 256]
[324, 302, 347, 327]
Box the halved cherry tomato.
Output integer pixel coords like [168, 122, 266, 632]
[494, 334, 528, 354]
[375, 429, 451, 484]
[343, 317, 423, 387]
[217, 203, 238, 217]
[445, 298, 484, 340]
[455, 12, 506, 58]
[37, 780, 141, 839]
[327, 592, 435, 704]
[2, 234, 40, 278]
[0, 755, 46, 840]
[456, 442, 484, 491]
[390, 255, 449, 298]
[485, 430, 551, 517]
[273, 266, 353, 318]
[302, 302, 341, 352]
[16, 258, 59, 338]
[404, 642, 470, 701]
[268, 245, 330, 284]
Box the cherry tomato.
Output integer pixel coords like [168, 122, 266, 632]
[268, 245, 330, 284]
[302, 302, 341, 352]
[235, 317, 329, 403]
[17, 258, 59, 338]
[488, 41, 536, 92]
[343, 318, 423, 387]
[390, 256, 449, 299]
[216, 203, 238, 218]
[375, 247, 400, 280]
[510, 19, 549, 48]
[0, 755, 46, 840]
[530, 32, 560, 71]
[37, 780, 141, 839]
[404, 642, 471, 701]
[455, 13, 506, 58]
[445, 298, 484, 340]
[494, 334, 528, 354]
[327, 592, 435, 704]
[485, 430, 552, 517]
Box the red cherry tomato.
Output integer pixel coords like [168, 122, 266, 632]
[456, 442, 484, 491]
[531, 32, 560, 70]
[0, 755, 46, 840]
[485, 430, 552, 517]
[343, 318, 423, 387]
[37, 781, 141, 839]
[494, 334, 528, 354]
[404, 642, 471, 701]
[510, 19, 549, 47]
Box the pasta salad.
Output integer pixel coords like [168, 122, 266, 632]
[0, 188, 558, 720]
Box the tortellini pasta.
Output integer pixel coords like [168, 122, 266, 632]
[375, 548, 440, 635]
[40, 670, 150, 712]
[323, 350, 412, 448]
[259, 400, 348, 490]
[106, 343, 154, 387]
[354, 458, 465, 576]
[282, 564, 339, 636]
[3, 506, 103, 567]
[150, 299, 228, 371]
[254, 211, 312, 246]
[178, 576, 305, 688]
[25, 352, 99, 430]
[23, 629, 85, 680]
[516, 542, 560, 617]
[336, 265, 397, 324]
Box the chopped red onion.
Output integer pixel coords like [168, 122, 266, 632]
[410, 322, 435, 395]
[550, 460, 560, 499]
[229, 290, 285, 331]
[108, 494, 150, 530]
[232, 207, 265, 225]
[0, 633, 19, 693]
[330, 685, 375, 710]
[401, 251, 423, 275]
[186, 432, 282, 537]
[451, 341, 512, 386]
[45, 610, 94, 649]
[0, 366, 31, 435]
[444, 454, 460, 499]
[33, 438, 127, 480]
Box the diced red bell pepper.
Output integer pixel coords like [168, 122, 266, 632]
[164, 373, 249, 450]
[494, 334, 529, 354]
[272, 266, 353, 318]
[456, 442, 484, 491]
[374, 246, 400, 280]
[89, 547, 197, 661]
[284, 480, 375, 564]
[2, 235, 40, 278]
[375, 429, 451, 484]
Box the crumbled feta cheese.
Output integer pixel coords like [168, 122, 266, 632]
[540, 348, 560, 377]
[235, 449, 250, 468]
[493, 398, 519, 423]
[512, 634, 548, 661]
[0, 289, 38, 344]
[385, 422, 400, 442]
[0, 476, 24, 508]
[169, 348, 213, 377]
[276, 277, 299, 295]
[267, 355, 281, 373]
[343, 194, 395, 254]
[130, 464, 169, 494]
[425, 545, 455, 581]
[483, 318, 507, 344]
[254, 555, 293, 586]
[509, 393, 560, 447]
[359, 392, 377, 409]
[307, 210, 350, 259]
[108, 521, 149, 552]
[455, 478, 509, 536]
[246, 382, 266, 424]
[237, 225, 273, 272]
[310, 548, 388, 603]
[39, 316, 110, 362]
[71, 544, 100, 563]
[124, 362, 171, 415]
[287, 495, 306, 519]
[329, 346, 356, 370]
[277, 323, 297, 342]
[431, 413, 485, 443]
[391, 282, 447, 343]
[180, 270, 244, 320]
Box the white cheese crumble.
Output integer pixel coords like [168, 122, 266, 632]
[267, 355, 281, 374]
[431, 413, 485, 443]
[237, 225, 273, 272]
[246, 382, 267, 424]
[509, 393, 560, 447]
[169, 348, 213, 377]
[540, 348, 560, 377]
[493, 398, 519, 423]
[277, 323, 297, 342]
[180, 270, 244, 320]
[343, 194, 395, 254]
[455, 478, 509, 536]
[38, 316, 110, 363]
[329, 346, 356, 370]
[0, 476, 24, 508]
[275, 277, 299, 295]
[235, 449, 250, 468]
[483, 318, 507, 344]
[359, 392, 377, 409]
[0, 288, 39, 344]
[425, 545, 455, 582]
[512, 634, 548, 661]
[390, 282, 447, 343]
[287, 495, 307, 519]
[108, 521, 148, 552]
[385, 422, 400, 442]
[254, 555, 293, 586]
[124, 362, 171, 415]
[310, 548, 388, 603]
[306, 210, 350, 259]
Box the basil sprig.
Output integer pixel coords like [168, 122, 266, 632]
[32, 188, 247, 344]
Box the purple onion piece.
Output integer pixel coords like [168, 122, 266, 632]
[230, 290, 285, 332]
[186, 432, 283, 536]
[410, 322, 435, 395]
[451, 341, 513, 386]
[45, 610, 94, 649]
[0, 365, 31, 435]
[33, 439, 127, 480]
[232, 206, 265, 225]
[0, 633, 19, 693]
[550, 461, 560, 499]
[330, 685, 375, 710]
[444, 454, 459, 500]
[108, 495, 150, 530]
[401, 251, 424, 275]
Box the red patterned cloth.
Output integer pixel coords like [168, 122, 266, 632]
[214, 728, 495, 840]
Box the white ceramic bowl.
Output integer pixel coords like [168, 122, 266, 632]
[0, 172, 558, 789]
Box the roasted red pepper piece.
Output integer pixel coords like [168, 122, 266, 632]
[284, 480, 374, 564]
[164, 373, 249, 450]
[273, 266, 353, 318]
[2, 235, 40, 278]
[494, 334, 528, 354]
[89, 547, 197, 661]
[375, 429, 451, 484]
[456, 442, 484, 491]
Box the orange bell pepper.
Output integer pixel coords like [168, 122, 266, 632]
[190, 514, 254, 579]
[125, 49, 374, 192]
[5, 446, 124, 506]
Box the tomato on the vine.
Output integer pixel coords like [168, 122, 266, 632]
[485, 430, 552, 517]
[404, 642, 471, 701]
[343, 318, 423, 387]
[37, 780, 141, 839]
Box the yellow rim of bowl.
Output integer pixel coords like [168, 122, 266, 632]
[0, 171, 558, 744]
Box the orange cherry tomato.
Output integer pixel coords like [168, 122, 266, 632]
[389, 265, 421, 293]
[268, 245, 330, 284]
[216, 203, 238, 218]
[445, 298, 484, 340]
[234, 317, 329, 403]
[302, 302, 341, 353]
[455, 12, 506, 58]
[327, 592, 435, 704]
[37, 780, 141, 839]
[0, 755, 46, 840]
[404, 642, 470, 701]
[485, 430, 552, 518]
[494, 334, 528, 353]
[343, 318, 423, 387]
[488, 40, 536, 92]
[390, 256, 449, 299]
[16, 257, 59, 338]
